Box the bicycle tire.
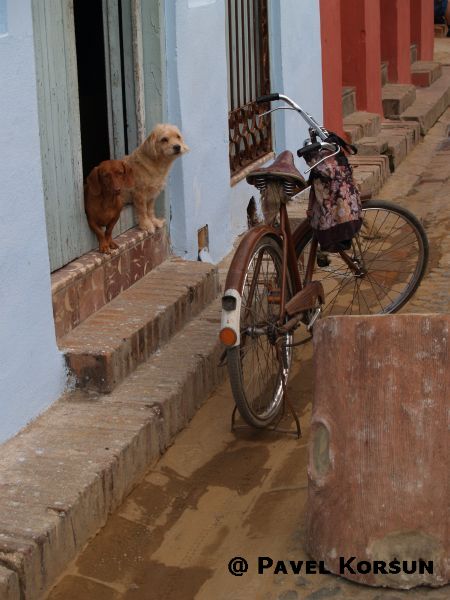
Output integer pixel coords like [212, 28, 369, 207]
[296, 200, 429, 316]
[227, 235, 295, 428]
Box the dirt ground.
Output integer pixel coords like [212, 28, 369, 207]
[46, 105, 450, 600]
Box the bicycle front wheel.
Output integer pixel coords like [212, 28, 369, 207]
[227, 236, 294, 429]
[296, 200, 429, 316]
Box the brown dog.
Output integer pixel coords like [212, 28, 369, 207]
[84, 159, 133, 253]
[124, 124, 189, 233]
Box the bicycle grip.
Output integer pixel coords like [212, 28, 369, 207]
[256, 93, 280, 104]
[297, 142, 322, 157]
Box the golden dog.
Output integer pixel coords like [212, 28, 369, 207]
[125, 124, 189, 233]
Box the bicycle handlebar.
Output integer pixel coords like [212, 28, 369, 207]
[256, 92, 329, 142]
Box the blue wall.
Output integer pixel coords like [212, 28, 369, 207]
[0, 0, 66, 443]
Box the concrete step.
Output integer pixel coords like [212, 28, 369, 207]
[0, 296, 225, 599]
[381, 61, 389, 86]
[342, 86, 356, 117]
[401, 65, 450, 134]
[60, 258, 219, 393]
[411, 60, 442, 87]
[382, 83, 416, 117]
[343, 111, 381, 143]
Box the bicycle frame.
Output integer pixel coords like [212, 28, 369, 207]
[221, 201, 324, 347]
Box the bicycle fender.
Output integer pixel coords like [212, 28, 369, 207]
[224, 224, 281, 293]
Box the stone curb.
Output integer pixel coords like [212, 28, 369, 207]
[0, 297, 225, 600]
[402, 66, 450, 134]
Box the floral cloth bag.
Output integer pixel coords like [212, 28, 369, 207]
[306, 147, 362, 252]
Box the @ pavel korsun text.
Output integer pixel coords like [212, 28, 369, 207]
[256, 557, 434, 575]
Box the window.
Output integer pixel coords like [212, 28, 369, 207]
[0, 0, 7, 36]
[226, 0, 272, 177]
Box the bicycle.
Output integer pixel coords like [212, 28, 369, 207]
[219, 93, 429, 430]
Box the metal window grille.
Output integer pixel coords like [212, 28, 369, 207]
[226, 0, 272, 176]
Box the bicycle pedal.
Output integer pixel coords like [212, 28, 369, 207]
[317, 252, 330, 267]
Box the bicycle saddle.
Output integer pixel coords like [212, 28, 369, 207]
[246, 150, 307, 190]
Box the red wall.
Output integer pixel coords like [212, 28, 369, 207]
[341, 0, 382, 113]
[410, 0, 434, 60]
[380, 0, 411, 83]
[320, 0, 345, 135]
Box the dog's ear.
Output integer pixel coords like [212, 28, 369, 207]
[86, 167, 102, 196]
[144, 130, 158, 159]
[123, 162, 134, 187]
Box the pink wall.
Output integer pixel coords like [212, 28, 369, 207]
[320, 0, 345, 135]
[381, 0, 412, 83]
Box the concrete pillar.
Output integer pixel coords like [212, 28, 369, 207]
[380, 0, 412, 83]
[340, 0, 383, 114]
[411, 0, 435, 61]
[319, 0, 345, 136]
[307, 314, 450, 589]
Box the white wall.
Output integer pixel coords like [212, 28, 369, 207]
[164, 0, 323, 263]
[0, 0, 66, 443]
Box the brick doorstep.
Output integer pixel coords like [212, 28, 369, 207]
[59, 257, 219, 393]
[0, 297, 225, 600]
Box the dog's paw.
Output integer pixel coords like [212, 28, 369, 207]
[152, 217, 165, 229]
[99, 243, 111, 254]
[109, 241, 119, 251]
[139, 219, 155, 234]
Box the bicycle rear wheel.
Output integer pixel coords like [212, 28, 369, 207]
[227, 236, 294, 428]
[296, 200, 428, 315]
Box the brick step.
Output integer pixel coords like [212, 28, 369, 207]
[342, 86, 356, 118]
[380, 120, 421, 171]
[348, 154, 390, 198]
[353, 118, 421, 175]
[59, 258, 219, 393]
[0, 296, 225, 599]
[343, 111, 381, 143]
[434, 23, 448, 38]
[381, 61, 389, 86]
[411, 60, 442, 87]
[401, 65, 450, 134]
[354, 135, 389, 155]
[382, 83, 416, 117]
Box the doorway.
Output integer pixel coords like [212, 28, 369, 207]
[73, 0, 137, 178]
[74, 1, 110, 177]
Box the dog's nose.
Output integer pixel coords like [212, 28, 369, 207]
[173, 144, 181, 154]
[114, 187, 121, 194]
